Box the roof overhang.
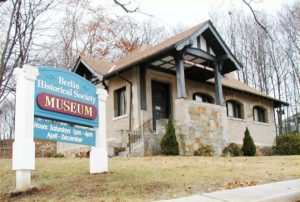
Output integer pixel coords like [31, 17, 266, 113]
[175, 21, 242, 72]
[73, 57, 104, 80]
[104, 20, 243, 81]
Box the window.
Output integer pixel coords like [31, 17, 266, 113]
[226, 100, 243, 119]
[193, 93, 214, 104]
[253, 106, 267, 123]
[114, 87, 126, 117]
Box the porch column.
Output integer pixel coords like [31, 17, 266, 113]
[175, 51, 186, 98]
[140, 63, 147, 110]
[214, 61, 224, 105]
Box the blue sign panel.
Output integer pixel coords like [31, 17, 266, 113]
[34, 118, 95, 146]
[34, 67, 98, 127]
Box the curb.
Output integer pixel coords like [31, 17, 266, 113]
[156, 179, 300, 202]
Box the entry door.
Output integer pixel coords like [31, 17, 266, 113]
[152, 81, 170, 131]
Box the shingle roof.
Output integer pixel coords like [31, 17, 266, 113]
[77, 20, 205, 76]
[207, 76, 288, 107]
[79, 54, 113, 75]
[110, 22, 206, 76]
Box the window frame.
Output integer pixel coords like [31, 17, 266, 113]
[253, 106, 268, 123]
[226, 100, 244, 119]
[114, 86, 127, 117]
[192, 92, 214, 104]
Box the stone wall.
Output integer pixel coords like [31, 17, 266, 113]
[0, 139, 13, 158]
[56, 142, 89, 157]
[144, 119, 167, 156]
[174, 99, 228, 156]
[35, 140, 57, 157]
[0, 139, 56, 158]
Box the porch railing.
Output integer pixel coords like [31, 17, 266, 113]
[128, 119, 153, 154]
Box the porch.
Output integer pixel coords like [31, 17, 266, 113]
[122, 67, 230, 156]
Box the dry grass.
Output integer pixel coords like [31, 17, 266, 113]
[1, 156, 300, 201]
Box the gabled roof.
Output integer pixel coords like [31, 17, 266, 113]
[109, 22, 207, 76]
[73, 54, 113, 79]
[74, 20, 242, 78]
[103, 20, 242, 78]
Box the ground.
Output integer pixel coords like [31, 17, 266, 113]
[1, 156, 300, 201]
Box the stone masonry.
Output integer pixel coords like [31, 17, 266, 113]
[174, 99, 228, 155]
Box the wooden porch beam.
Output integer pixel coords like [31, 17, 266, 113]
[186, 47, 216, 61]
[175, 51, 186, 98]
[214, 61, 224, 105]
[140, 63, 147, 110]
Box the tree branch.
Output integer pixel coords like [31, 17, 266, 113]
[242, 0, 268, 33]
[113, 0, 138, 13]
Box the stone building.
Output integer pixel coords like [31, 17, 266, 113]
[58, 20, 287, 156]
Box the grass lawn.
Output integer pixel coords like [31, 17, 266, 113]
[1, 156, 300, 201]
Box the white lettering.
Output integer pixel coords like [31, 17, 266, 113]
[59, 76, 80, 90]
[47, 132, 57, 140]
[60, 134, 82, 143]
[84, 131, 93, 138]
[34, 122, 48, 130]
[37, 79, 73, 96]
[50, 125, 71, 134]
[73, 90, 96, 104]
[37, 79, 96, 104]
[73, 129, 81, 136]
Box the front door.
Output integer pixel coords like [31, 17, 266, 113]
[152, 80, 170, 131]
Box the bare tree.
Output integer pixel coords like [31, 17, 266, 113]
[39, 1, 166, 68]
[210, 2, 300, 133]
[0, 98, 15, 140]
[0, 0, 54, 104]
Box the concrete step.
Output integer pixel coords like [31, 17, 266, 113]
[118, 147, 130, 157]
[118, 141, 144, 157]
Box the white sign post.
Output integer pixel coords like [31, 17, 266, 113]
[12, 65, 109, 190]
[90, 88, 108, 173]
[13, 65, 39, 190]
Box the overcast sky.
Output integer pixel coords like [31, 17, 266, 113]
[101, 0, 294, 28]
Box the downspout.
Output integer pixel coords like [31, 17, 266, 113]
[273, 106, 278, 136]
[277, 107, 283, 134]
[116, 73, 132, 132]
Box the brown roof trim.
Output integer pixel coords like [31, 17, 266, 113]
[73, 54, 113, 78]
[205, 77, 288, 108]
[223, 86, 289, 108]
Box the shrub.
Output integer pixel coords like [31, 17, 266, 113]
[242, 127, 256, 156]
[194, 144, 214, 156]
[54, 153, 64, 158]
[114, 147, 126, 156]
[160, 119, 179, 155]
[257, 146, 273, 156]
[273, 132, 300, 155]
[222, 143, 243, 156]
